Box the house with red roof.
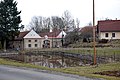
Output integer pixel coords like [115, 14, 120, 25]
[11, 29, 67, 50]
[97, 20, 120, 40]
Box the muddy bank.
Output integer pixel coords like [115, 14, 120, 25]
[94, 71, 120, 77]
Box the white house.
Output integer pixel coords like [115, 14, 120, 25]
[23, 30, 42, 49]
[97, 20, 120, 40]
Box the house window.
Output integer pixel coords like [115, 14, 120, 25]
[28, 40, 31, 42]
[105, 33, 108, 37]
[28, 44, 31, 47]
[112, 33, 115, 37]
[35, 44, 38, 47]
[35, 40, 37, 42]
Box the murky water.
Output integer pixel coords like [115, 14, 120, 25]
[1, 51, 118, 69]
[27, 55, 83, 68]
[28, 55, 87, 68]
[23, 51, 118, 68]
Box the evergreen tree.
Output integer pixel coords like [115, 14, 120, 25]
[0, 0, 22, 51]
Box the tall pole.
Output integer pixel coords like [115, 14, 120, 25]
[61, 30, 64, 47]
[93, 0, 96, 65]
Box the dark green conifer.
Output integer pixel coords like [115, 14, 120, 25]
[0, 0, 22, 50]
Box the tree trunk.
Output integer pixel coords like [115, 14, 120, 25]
[3, 39, 6, 52]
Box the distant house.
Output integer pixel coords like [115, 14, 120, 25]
[39, 30, 66, 48]
[10, 29, 67, 50]
[23, 30, 41, 49]
[97, 20, 120, 40]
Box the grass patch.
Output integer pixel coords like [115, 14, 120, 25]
[59, 62, 120, 80]
[0, 58, 120, 80]
[0, 58, 51, 70]
[24, 48, 120, 55]
[28, 48, 120, 59]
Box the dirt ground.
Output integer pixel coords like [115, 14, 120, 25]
[94, 71, 120, 77]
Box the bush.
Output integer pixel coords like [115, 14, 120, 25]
[99, 39, 108, 43]
[64, 31, 80, 46]
[83, 38, 87, 42]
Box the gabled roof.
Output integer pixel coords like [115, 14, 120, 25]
[15, 29, 66, 40]
[24, 30, 41, 39]
[57, 30, 67, 38]
[15, 31, 30, 40]
[98, 20, 120, 32]
[39, 30, 61, 38]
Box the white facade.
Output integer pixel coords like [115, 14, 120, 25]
[57, 31, 67, 38]
[21, 30, 67, 49]
[24, 30, 41, 39]
[24, 39, 41, 49]
[23, 30, 42, 49]
[99, 32, 120, 39]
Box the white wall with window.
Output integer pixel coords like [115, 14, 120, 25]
[24, 39, 41, 49]
[100, 32, 120, 39]
[23, 30, 41, 49]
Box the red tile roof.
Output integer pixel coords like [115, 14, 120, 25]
[15, 30, 62, 40]
[39, 30, 61, 38]
[98, 20, 120, 32]
[15, 31, 30, 40]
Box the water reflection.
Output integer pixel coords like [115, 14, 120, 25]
[29, 55, 84, 68]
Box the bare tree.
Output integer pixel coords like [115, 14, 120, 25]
[42, 17, 53, 32]
[29, 16, 42, 33]
[62, 10, 75, 31]
[87, 22, 92, 26]
[29, 10, 77, 32]
[29, 16, 53, 33]
[51, 16, 64, 30]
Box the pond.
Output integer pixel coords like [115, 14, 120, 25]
[25, 53, 93, 68]
[23, 51, 117, 68]
[3, 51, 117, 68]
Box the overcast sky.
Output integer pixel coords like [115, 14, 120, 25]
[15, 0, 120, 28]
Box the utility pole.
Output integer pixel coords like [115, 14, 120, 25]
[93, 0, 96, 65]
[61, 30, 64, 47]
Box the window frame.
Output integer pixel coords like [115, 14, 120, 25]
[112, 33, 115, 37]
[28, 40, 31, 42]
[35, 44, 38, 47]
[28, 44, 31, 47]
[35, 39, 37, 42]
[105, 33, 108, 37]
